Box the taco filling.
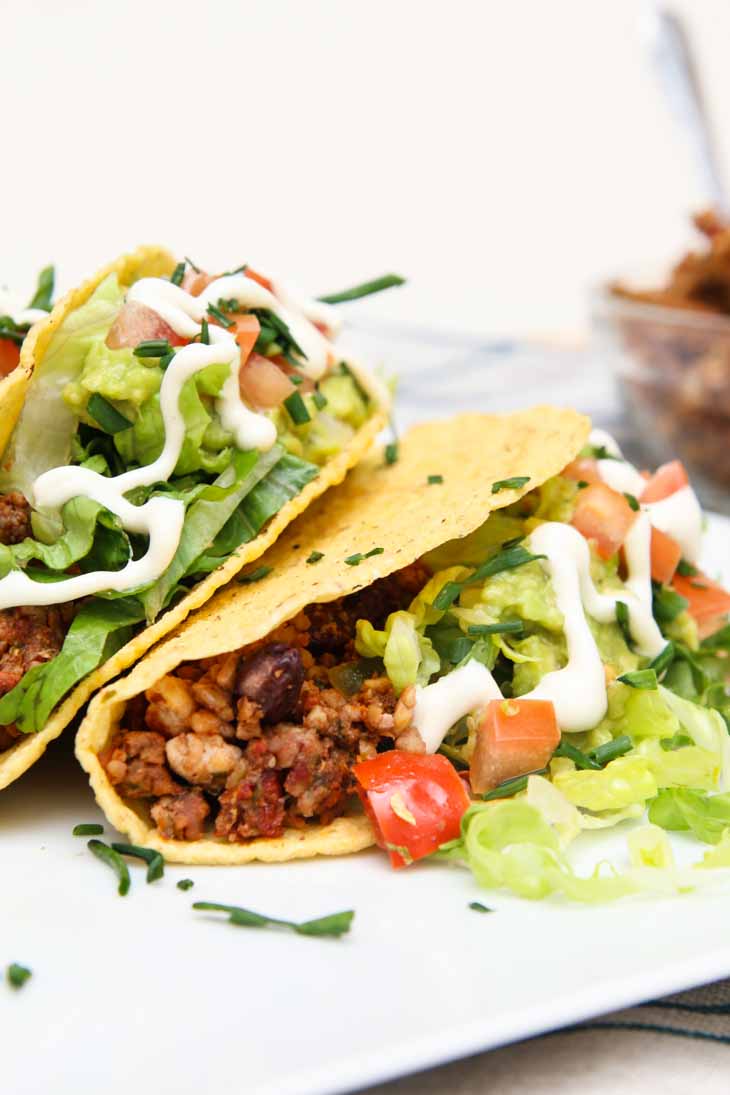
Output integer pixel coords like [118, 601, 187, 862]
[0, 255, 391, 750]
[97, 429, 730, 860]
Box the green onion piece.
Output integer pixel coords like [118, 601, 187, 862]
[617, 668, 658, 690]
[553, 739, 601, 770]
[365, 547, 384, 558]
[207, 302, 234, 328]
[72, 823, 103, 837]
[433, 545, 543, 612]
[624, 492, 640, 512]
[427, 474, 444, 485]
[238, 565, 273, 585]
[87, 839, 130, 896]
[649, 641, 675, 676]
[482, 768, 548, 801]
[589, 444, 619, 461]
[307, 550, 324, 564]
[28, 265, 55, 311]
[159, 351, 175, 370]
[615, 600, 633, 647]
[193, 901, 354, 938]
[469, 901, 494, 913]
[283, 390, 311, 426]
[133, 338, 173, 359]
[437, 743, 469, 769]
[318, 274, 405, 305]
[184, 255, 201, 273]
[652, 583, 688, 624]
[312, 390, 327, 410]
[467, 619, 524, 636]
[200, 317, 210, 344]
[384, 441, 399, 465]
[111, 842, 164, 883]
[177, 879, 194, 891]
[6, 963, 32, 990]
[345, 553, 364, 566]
[86, 393, 133, 434]
[577, 480, 589, 489]
[589, 735, 632, 766]
[491, 476, 530, 494]
[0, 317, 26, 346]
[289, 374, 303, 386]
[432, 580, 463, 611]
[170, 261, 186, 286]
[677, 559, 698, 577]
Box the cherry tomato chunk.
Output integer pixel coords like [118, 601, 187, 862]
[641, 460, 689, 503]
[562, 457, 601, 485]
[0, 338, 20, 378]
[571, 482, 636, 559]
[672, 570, 730, 638]
[649, 526, 681, 585]
[470, 699, 560, 794]
[353, 751, 470, 869]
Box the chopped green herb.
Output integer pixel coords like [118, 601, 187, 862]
[554, 740, 601, 770]
[652, 583, 688, 624]
[217, 297, 243, 314]
[427, 474, 444, 485]
[28, 265, 55, 311]
[433, 545, 544, 611]
[617, 668, 658, 690]
[6, 963, 31, 990]
[170, 261, 186, 286]
[469, 901, 494, 913]
[87, 393, 133, 435]
[318, 274, 405, 305]
[589, 444, 619, 461]
[207, 302, 234, 329]
[615, 600, 633, 647]
[184, 255, 201, 273]
[312, 389, 327, 410]
[177, 879, 194, 891]
[677, 559, 698, 577]
[159, 351, 175, 370]
[87, 839, 130, 896]
[467, 620, 524, 636]
[0, 316, 26, 346]
[624, 492, 640, 511]
[306, 550, 324, 564]
[384, 441, 399, 465]
[589, 735, 632, 765]
[133, 338, 174, 359]
[284, 390, 311, 426]
[366, 547, 384, 557]
[238, 565, 273, 585]
[289, 374, 303, 386]
[649, 642, 676, 676]
[111, 842, 164, 883]
[72, 823, 103, 837]
[200, 317, 210, 344]
[251, 307, 306, 363]
[491, 476, 531, 494]
[481, 768, 549, 801]
[577, 480, 589, 489]
[193, 901, 354, 937]
[345, 547, 384, 566]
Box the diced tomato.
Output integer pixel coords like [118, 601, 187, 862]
[227, 313, 260, 364]
[469, 699, 560, 794]
[181, 269, 216, 297]
[650, 527, 682, 585]
[672, 570, 730, 638]
[105, 301, 186, 350]
[272, 355, 315, 394]
[0, 338, 20, 378]
[571, 482, 637, 559]
[641, 460, 689, 503]
[245, 267, 273, 293]
[239, 353, 295, 409]
[561, 457, 601, 485]
[353, 751, 470, 869]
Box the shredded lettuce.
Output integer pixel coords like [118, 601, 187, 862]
[627, 825, 675, 869]
[552, 755, 658, 811]
[648, 788, 730, 844]
[0, 497, 129, 575]
[355, 610, 440, 693]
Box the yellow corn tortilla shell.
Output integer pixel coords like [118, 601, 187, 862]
[0, 246, 389, 790]
[76, 407, 590, 864]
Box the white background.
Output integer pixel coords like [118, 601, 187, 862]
[4, 0, 730, 337]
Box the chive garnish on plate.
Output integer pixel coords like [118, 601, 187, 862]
[28, 265, 55, 311]
[87, 839, 130, 896]
[6, 963, 32, 990]
[111, 842, 164, 883]
[317, 274, 405, 305]
[193, 902, 354, 938]
[72, 823, 103, 837]
[469, 901, 494, 913]
[177, 879, 194, 892]
[491, 476, 530, 494]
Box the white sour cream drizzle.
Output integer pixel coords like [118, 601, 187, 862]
[412, 429, 705, 749]
[0, 271, 342, 610]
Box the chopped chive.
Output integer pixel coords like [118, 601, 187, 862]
[170, 261, 186, 286]
[238, 565, 273, 584]
[481, 768, 548, 800]
[289, 374, 303, 386]
[615, 600, 633, 647]
[177, 879, 194, 891]
[365, 546, 384, 558]
[250, 307, 307, 360]
[159, 351, 175, 370]
[72, 823, 103, 837]
[676, 559, 698, 577]
[469, 901, 494, 913]
[491, 476, 531, 494]
[624, 492, 640, 512]
[28, 265, 55, 311]
[193, 901, 354, 937]
[284, 390, 311, 425]
[184, 255, 201, 273]
[207, 302, 234, 328]
[6, 963, 32, 990]
[200, 317, 210, 344]
[427, 474, 444, 485]
[384, 441, 399, 465]
[590, 444, 619, 461]
[111, 842, 164, 883]
[0, 317, 26, 346]
[217, 297, 243, 314]
[306, 550, 324, 564]
[133, 338, 173, 359]
[589, 735, 632, 765]
[649, 642, 675, 676]
[553, 739, 601, 770]
[345, 553, 364, 566]
[577, 479, 589, 489]
[87, 839, 130, 896]
[617, 668, 658, 690]
[318, 274, 405, 305]
[433, 545, 543, 611]
[86, 393, 133, 435]
[467, 620, 524, 636]
[312, 389, 327, 410]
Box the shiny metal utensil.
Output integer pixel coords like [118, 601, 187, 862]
[644, 4, 728, 215]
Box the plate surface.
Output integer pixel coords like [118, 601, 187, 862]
[2, 516, 730, 1095]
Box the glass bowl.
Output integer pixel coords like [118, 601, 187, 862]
[592, 289, 730, 512]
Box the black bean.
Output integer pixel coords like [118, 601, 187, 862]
[235, 643, 304, 723]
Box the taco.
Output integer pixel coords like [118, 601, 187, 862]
[0, 247, 390, 789]
[75, 407, 600, 863]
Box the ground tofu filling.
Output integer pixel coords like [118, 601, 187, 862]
[100, 565, 429, 843]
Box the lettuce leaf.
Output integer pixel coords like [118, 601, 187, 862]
[6, 497, 129, 573]
[648, 787, 730, 844]
[659, 685, 730, 789]
[355, 609, 440, 693]
[552, 755, 658, 811]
